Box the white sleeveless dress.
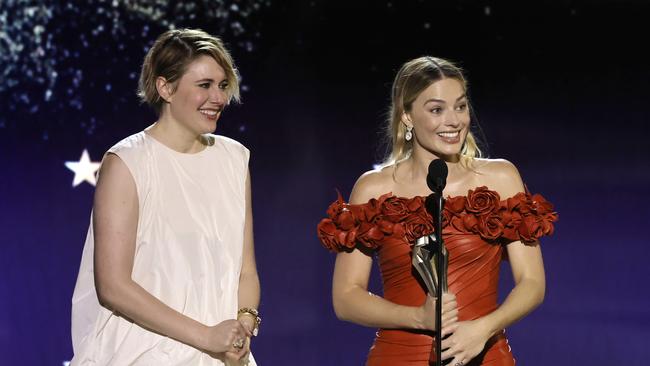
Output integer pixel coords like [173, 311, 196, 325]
[70, 132, 257, 365]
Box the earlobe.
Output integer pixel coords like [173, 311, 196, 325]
[156, 77, 172, 103]
[401, 113, 412, 129]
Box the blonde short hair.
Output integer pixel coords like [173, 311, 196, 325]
[137, 28, 240, 115]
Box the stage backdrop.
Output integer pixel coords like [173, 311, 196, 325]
[1, 1, 649, 365]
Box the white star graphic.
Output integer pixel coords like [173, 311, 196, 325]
[65, 149, 101, 187]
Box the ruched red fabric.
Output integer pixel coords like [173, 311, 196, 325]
[317, 187, 558, 366]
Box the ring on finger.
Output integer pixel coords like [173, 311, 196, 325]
[233, 338, 245, 350]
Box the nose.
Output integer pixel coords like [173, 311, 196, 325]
[209, 86, 227, 106]
[444, 108, 461, 128]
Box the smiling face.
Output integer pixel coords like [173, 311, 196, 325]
[404, 77, 470, 161]
[161, 55, 229, 135]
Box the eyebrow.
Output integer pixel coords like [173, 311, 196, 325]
[195, 78, 227, 83]
[424, 94, 467, 104]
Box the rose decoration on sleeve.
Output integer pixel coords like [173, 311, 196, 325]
[465, 186, 501, 215]
[317, 187, 558, 251]
[317, 192, 361, 251]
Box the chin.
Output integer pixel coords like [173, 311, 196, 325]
[199, 120, 218, 134]
[431, 145, 462, 158]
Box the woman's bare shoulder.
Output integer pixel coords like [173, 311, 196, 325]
[94, 153, 138, 204]
[472, 158, 525, 198]
[349, 165, 395, 204]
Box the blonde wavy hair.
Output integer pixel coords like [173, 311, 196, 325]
[138, 28, 240, 115]
[382, 56, 482, 169]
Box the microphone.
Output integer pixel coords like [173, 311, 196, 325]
[427, 159, 448, 193]
[425, 159, 448, 216]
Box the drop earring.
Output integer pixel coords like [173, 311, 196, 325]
[405, 125, 413, 141]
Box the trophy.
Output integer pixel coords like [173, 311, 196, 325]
[411, 233, 448, 297]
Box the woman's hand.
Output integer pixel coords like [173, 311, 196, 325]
[418, 293, 458, 335]
[223, 315, 255, 363]
[440, 318, 491, 365]
[224, 337, 251, 365]
[201, 319, 251, 356]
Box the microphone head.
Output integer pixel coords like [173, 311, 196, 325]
[426, 159, 448, 192]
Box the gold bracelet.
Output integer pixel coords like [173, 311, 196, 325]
[237, 307, 261, 336]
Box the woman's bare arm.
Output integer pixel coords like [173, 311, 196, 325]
[93, 154, 249, 355]
[442, 160, 546, 364]
[237, 169, 261, 329]
[332, 171, 457, 333]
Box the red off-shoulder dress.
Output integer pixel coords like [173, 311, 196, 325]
[317, 187, 558, 366]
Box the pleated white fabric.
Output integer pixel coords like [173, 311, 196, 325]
[70, 131, 256, 365]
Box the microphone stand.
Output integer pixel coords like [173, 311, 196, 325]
[426, 191, 448, 366]
[412, 159, 449, 366]
[413, 193, 449, 366]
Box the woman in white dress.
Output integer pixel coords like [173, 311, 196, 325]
[71, 29, 261, 365]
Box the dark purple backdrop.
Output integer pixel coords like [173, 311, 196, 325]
[2, 1, 649, 365]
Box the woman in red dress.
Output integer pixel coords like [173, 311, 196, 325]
[317, 57, 558, 366]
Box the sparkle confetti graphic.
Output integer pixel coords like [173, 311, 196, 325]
[0, 0, 270, 138]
